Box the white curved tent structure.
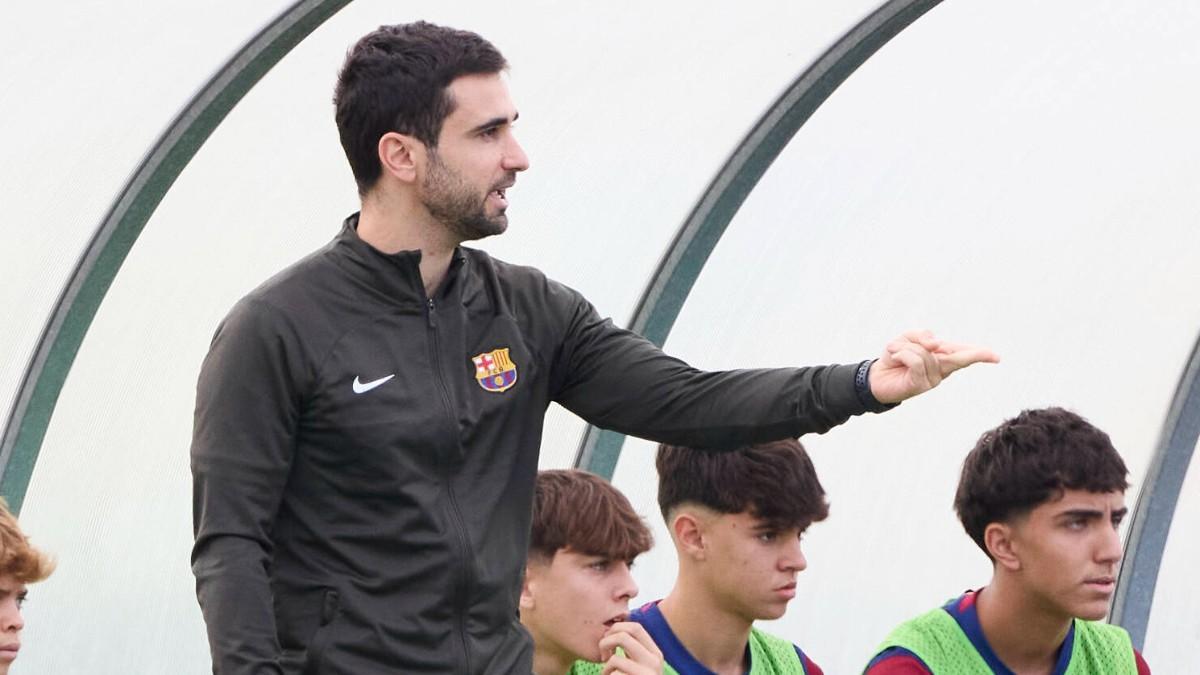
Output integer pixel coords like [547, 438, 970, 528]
[2, 1, 1198, 672]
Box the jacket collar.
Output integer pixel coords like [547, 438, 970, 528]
[332, 212, 468, 306]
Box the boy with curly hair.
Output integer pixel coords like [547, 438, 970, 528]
[866, 407, 1150, 674]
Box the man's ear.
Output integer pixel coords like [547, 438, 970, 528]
[378, 131, 423, 184]
[672, 511, 707, 562]
[985, 522, 1021, 572]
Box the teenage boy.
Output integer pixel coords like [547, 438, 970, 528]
[0, 500, 55, 675]
[627, 439, 828, 675]
[520, 469, 663, 675]
[865, 407, 1150, 674]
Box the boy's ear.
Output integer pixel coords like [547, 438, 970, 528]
[520, 560, 542, 611]
[672, 511, 707, 562]
[378, 131, 423, 185]
[985, 522, 1021, 572]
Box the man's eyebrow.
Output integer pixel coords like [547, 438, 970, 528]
[469, 112, 518, 134]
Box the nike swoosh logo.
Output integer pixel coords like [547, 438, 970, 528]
[352, 374, 395, 394]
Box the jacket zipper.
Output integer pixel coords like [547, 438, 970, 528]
[426, 296, 475, 674]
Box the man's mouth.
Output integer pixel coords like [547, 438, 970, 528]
[490, 179, 514, 199]
[487, 185, 509, 209]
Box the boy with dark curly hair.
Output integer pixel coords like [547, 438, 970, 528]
[866, 407, 1150, 674]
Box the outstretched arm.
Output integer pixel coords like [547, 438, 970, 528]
[541, 272, 996, 448]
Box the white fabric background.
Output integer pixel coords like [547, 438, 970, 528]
[2, 1, 1198, 673]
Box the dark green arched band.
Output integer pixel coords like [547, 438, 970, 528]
[1111, 337, 1200, 649]
[0, 1, 1191, 651]
[0, 0, 353, 513]
[573, 0, 946, 478]
[569, 0, 1196, 649]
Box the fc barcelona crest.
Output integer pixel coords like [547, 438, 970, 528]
[471, 348, 518, 393]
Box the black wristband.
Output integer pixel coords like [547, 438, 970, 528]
[854, 359, 898, 413]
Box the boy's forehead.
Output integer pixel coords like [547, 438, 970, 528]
[713, 508, 777, 529]
[674, 503, 772, 524]
[557, 546, 596, 559]
[1025, 488, 1127, 520]
[1051, 488, 1125, 509]
[557, 546, 632, 561]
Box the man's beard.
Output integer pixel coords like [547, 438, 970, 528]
[421, 150, 509, 242]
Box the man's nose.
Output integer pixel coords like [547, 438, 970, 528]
[504, 134, 530, 172]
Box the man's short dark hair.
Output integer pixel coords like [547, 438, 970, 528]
[955, 407, 1130, 556]
[529, 470, 652, 564]
[333, 21, 508, 196]
[656, 439, 829, 532]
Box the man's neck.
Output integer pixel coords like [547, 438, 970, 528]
[975, 578, 1073, 675]
[357, 196, 458, 297]
[658, 578, 753, 675]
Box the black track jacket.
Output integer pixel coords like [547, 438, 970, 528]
[191, 216, 883, 674]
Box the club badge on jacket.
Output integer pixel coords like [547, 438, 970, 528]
[471, 348, 518, 393]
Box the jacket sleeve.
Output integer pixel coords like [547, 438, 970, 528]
[548, 284, 875, 450]
[191, 298, 308, 674]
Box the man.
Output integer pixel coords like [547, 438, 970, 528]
[0, 500, 55, 675]
[520, 469, 662, 675]
[865, 407, 1150, 674]
[190, 21, 997, 675]
[622, 439, 828, 674]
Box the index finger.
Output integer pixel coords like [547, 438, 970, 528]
[601, 622, 663, 664]
[935, 343, 1000, 372]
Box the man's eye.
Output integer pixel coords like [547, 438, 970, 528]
[757, 532, 776, 542]
[480, 127, 499, 138]
[16, 592, 27, 608]
[589, 560, 609, 571]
